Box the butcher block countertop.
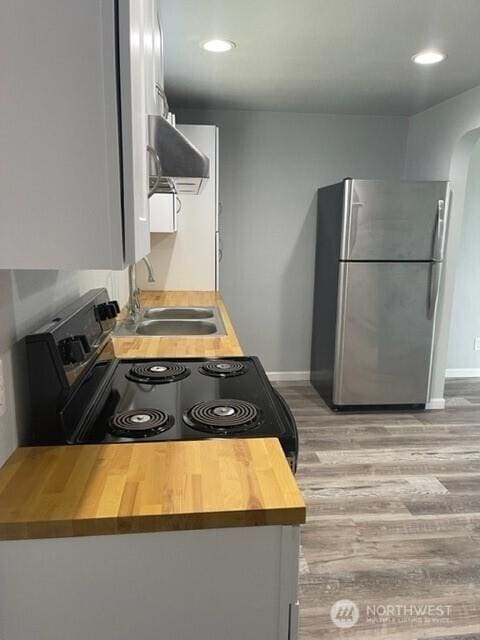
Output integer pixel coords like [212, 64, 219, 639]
[0, 438, 305, 541]
[112, 290, 243, 359]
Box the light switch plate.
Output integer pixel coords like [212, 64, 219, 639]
[475, 337, 480, 351]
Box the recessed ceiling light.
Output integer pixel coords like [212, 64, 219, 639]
[201, 39, 236, 53]
[412, 50, 447, 65]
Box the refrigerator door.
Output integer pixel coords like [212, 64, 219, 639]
[341, 180, 449, 261]
[333, 261, 438, 406]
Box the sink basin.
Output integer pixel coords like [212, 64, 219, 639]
[144, 307, 214, 320]
[113, 305, 226, 337]
[135, 320, 219, 336]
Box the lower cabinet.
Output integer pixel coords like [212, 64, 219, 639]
[0, 525, 300, 640]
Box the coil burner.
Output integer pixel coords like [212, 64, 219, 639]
[108, 409, 173, 438]
[199, 360, 247, 378]
[184, 399, 261, 434]
[126, 362, 191, 384]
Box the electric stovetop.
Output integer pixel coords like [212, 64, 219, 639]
[68, 357, 296, 455]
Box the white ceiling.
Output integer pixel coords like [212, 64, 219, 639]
[160, 0, 480, 116]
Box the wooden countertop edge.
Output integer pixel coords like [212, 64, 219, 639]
[0, 506, 306, 541]
[0, 439, 305, 541]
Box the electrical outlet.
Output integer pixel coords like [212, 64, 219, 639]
[474, 337, 480, 352]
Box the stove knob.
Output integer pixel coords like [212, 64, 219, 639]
[58, 336, 87, 365]
[94, 303, 108, 321]
[74, 334, 91, 354]
[95, 301, 119, 321]
[106, 302, 119, 319]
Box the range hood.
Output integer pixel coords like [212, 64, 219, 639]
[148, 115, 210, 195]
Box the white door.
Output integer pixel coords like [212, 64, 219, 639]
[173, 124, 218, 289]
[142, 125, 218, 291]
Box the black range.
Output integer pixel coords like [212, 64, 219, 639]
[25, 289, 298, 471]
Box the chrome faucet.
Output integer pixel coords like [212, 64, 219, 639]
[127, 257, 155, 321]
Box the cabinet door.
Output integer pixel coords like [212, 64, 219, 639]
[0, 526, 300, 640]
[0, 0, 155, 269]
[144, 0, 167, 116]
[149, 194, 179, 233]
[118, 0, 151, 265]
[0, 0, 124, 269]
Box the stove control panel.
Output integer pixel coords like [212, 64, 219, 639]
[26, 288, 117, 375]
[25, 288, 120, 444]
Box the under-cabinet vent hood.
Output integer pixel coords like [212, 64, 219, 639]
[148, 115, 210, 195]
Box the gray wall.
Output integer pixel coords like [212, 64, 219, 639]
[177, 109, 408, 372]
[404, 84, 480, 401]
[447, 138, 480, 372]
[0, 269, 128, 466]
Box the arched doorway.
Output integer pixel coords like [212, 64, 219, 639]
[429, 127, 480, 406]
[446, 138, 480, 379]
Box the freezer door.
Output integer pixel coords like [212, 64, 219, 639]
[333, 262, 438, 406]
[341, 180, 449, 261]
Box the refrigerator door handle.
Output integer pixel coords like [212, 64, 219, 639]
[428, 261, 441, 320]
[349, 202, 364, 256]
[433, 199, 446, 261]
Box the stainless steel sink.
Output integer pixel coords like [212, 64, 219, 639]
[135, 320, 218, 336]
[114, 306, 226, 337]
[144, 307, 214, 320]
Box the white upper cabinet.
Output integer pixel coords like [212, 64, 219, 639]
[119, 0, 151, 266]
[149, 195, 181, 233]
[0, 0, 152, 269]
[144, 0, 167, 117]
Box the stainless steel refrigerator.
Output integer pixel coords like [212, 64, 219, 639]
[311, 179, 450, 409]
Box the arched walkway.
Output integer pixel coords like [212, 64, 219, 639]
[429, 127, 480, 405]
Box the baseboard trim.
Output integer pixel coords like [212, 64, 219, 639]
[266, 371, 310, 382]
[426, 398, 446, 410]
[445, 368, 480, 378]
[265, 372, 448, 409]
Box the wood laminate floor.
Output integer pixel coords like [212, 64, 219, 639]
[275, 379, 480, 640]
